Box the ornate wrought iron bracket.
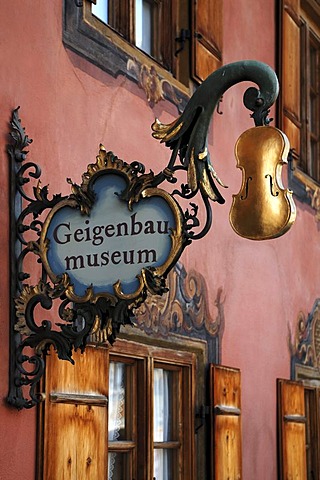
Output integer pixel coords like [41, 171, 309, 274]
[7, 60, 281, 409]
[151, 60, 280, 240]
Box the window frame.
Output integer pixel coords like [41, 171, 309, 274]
[91, 0, 174, 71]
[64, 0, 223, 110]
[300, 16, 320, 183]
[108, 337, 197, 479]
[63, 0, 190, 108]
[279, 0, 320, 206]
[38, 336, 207, 480]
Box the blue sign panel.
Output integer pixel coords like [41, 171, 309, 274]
[44, 174, 177, 297]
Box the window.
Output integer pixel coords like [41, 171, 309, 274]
[92, 0, 173, 72]
[107, 341, 196, 479]
[279, 0, 320, 191]
[39, 341, 242, 479]
[39, 341, 198, 479]
[300, 18, 320, 182]
[64, 0, 222, 98]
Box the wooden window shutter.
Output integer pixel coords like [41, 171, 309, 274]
[277, 379, 307, 479]
[279, 0, 301, 155]
[192, 0, 222, 83]
[210, 364, 242, 480]
[41, 347, 109, 480]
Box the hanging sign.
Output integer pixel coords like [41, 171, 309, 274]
[40, 147, 185, 302]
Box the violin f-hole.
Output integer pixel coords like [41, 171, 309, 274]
[240, 176, 252, 200]
[265, 174, 279, 197]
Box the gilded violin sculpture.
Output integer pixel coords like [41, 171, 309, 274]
[152, 60, 296, 241]
[229, 126, 296, 240]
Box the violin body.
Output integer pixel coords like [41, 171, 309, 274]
[229, 126, 296, 240]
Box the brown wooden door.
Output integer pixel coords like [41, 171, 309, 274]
[210, 364, 242, 480]
[277, 379, 307, 480]
[41, 346, 109, 480]
[192, 0, 222, 83]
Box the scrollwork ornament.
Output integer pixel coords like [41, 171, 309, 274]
[307, 186, 320, 222]
[289, 300, 320, 373]
[134, 263, 225, 347]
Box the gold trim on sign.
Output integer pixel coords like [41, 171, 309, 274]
[39, 145, 185, 304]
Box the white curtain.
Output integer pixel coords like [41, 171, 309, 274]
[153, 368, 171, 480]
[135, 0, 152, 54]
[108, 362, 125, 480]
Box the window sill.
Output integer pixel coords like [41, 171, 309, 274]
[289, 167, 320, 221]
[294, 168, 319, 191]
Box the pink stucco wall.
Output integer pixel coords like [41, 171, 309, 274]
[0, 1, 319, 479]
